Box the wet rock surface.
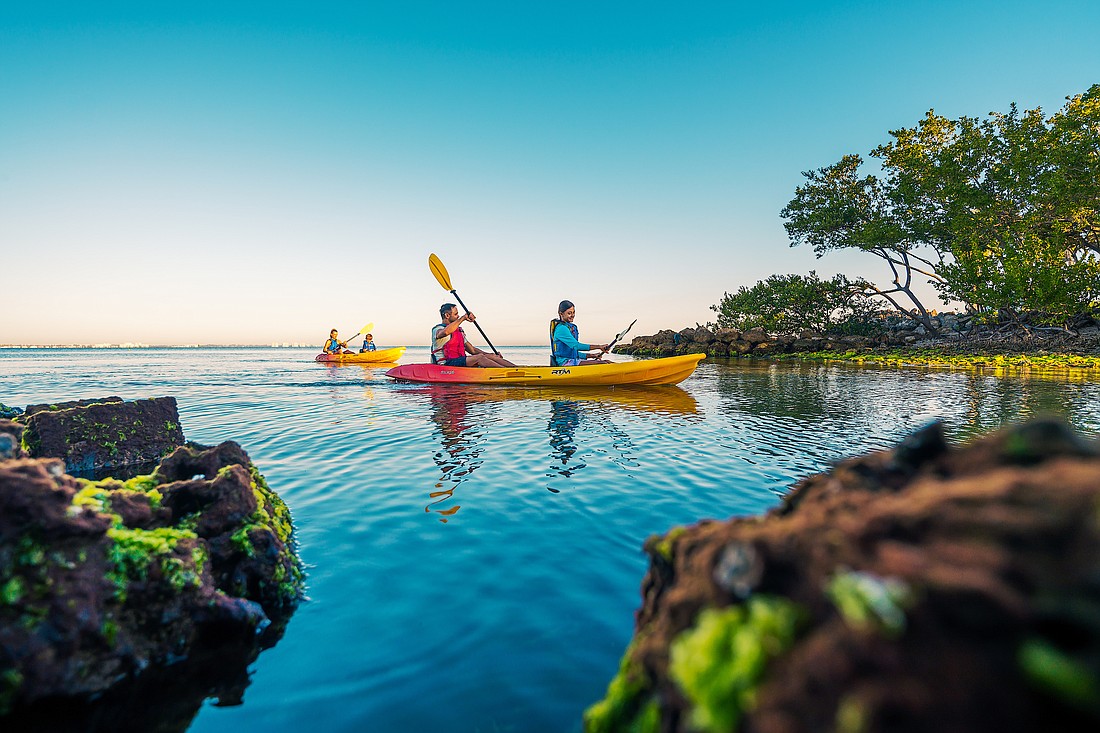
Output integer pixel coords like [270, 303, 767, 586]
[0, 420, 304, 731]
[20, 396, 185, 477]
[585, 419, 1100, 732]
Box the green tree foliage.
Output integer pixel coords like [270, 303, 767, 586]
[710, 271, 886, 336]
[781, 85, 1100, 328]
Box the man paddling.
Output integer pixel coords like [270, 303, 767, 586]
[431, 304, 516, 367]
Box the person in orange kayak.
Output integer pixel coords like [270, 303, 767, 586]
[432, 303, 516, 367]
[551, 300, 610, 366]
[323, 328, 353, 355]
[359, 333, 377, 352]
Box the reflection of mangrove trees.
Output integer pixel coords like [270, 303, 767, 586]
[715, 361, 857, 422]
[713, 361, 1100, 442]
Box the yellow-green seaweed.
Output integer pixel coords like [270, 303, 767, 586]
[583, 640, 659, 733]
[668, 596, 803, 733]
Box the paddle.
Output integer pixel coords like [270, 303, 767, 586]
[428, 253, 502, 356]
[596, 319, 637, 356]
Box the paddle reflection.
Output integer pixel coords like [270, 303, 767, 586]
[425, 387, 487, 523]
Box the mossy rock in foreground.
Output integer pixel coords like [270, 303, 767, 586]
[586, 419, 1100, 732]
[0, 440, 305, 724]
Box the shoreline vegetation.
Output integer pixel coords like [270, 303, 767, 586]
[773, 346, 1100, 373]
[615, 312, 1100, 376]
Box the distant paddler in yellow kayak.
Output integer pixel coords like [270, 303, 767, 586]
[315, 322, 406, 363]
[323, 327, 354, 355]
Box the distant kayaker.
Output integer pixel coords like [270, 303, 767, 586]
[551, 300, 610, 366]
[432, 303, 516, 368]
[360, 334, 377, 352]
[323, 328, 353, 355]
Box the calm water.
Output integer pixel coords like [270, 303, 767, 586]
[2, 347, 1099, 732]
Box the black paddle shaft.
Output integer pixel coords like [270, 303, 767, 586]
[451, 290, 501, 355]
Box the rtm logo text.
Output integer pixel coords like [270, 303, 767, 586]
[550, 369, 571, 375]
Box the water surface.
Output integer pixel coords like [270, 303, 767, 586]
[2, 347, 1098, 732]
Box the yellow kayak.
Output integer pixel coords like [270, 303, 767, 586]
[315, 347, 406, 363]
[386, 354, 705, 386]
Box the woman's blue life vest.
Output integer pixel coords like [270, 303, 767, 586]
[431, 323, 466, 364]
[324, 337, 341, 353]
[550, 319, 582, 366]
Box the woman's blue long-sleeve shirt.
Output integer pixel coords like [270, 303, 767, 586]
[553, 323, 591, 353]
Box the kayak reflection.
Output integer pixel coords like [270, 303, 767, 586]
[405, 384, 700, 519]
[452, 385, 700, 416]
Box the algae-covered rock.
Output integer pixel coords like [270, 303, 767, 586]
[19, 396, 185, 476]
[0, 439, 304, 729]
[586, 418, 1100, 732]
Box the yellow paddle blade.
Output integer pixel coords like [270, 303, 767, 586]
[359, 322, 374, 336]
[428, 253, 453, 291]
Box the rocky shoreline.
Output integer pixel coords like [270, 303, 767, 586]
[0, 398, 304, 731]
[615, 315, 1100, 360]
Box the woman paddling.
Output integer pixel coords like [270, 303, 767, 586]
[323, 328, 352, 355]
[550, 300, 610, 366]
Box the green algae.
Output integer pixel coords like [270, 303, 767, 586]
[649, 526, 686, 562]
[1019, 638, 1100, 710]
[583, 640, 659, 733]
[1, 576, 26, 605]
[774, 348, 1100, 376]
[0, 669, 25, 716]
[826, 571, 912, 637]
[835, 693, 869, 733]
[246, 467, 303, 604]
[668, 597, 804, 733]
[105, 526, 201, 597]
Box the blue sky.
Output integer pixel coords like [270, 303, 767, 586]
[2, 1, 1097, 346]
